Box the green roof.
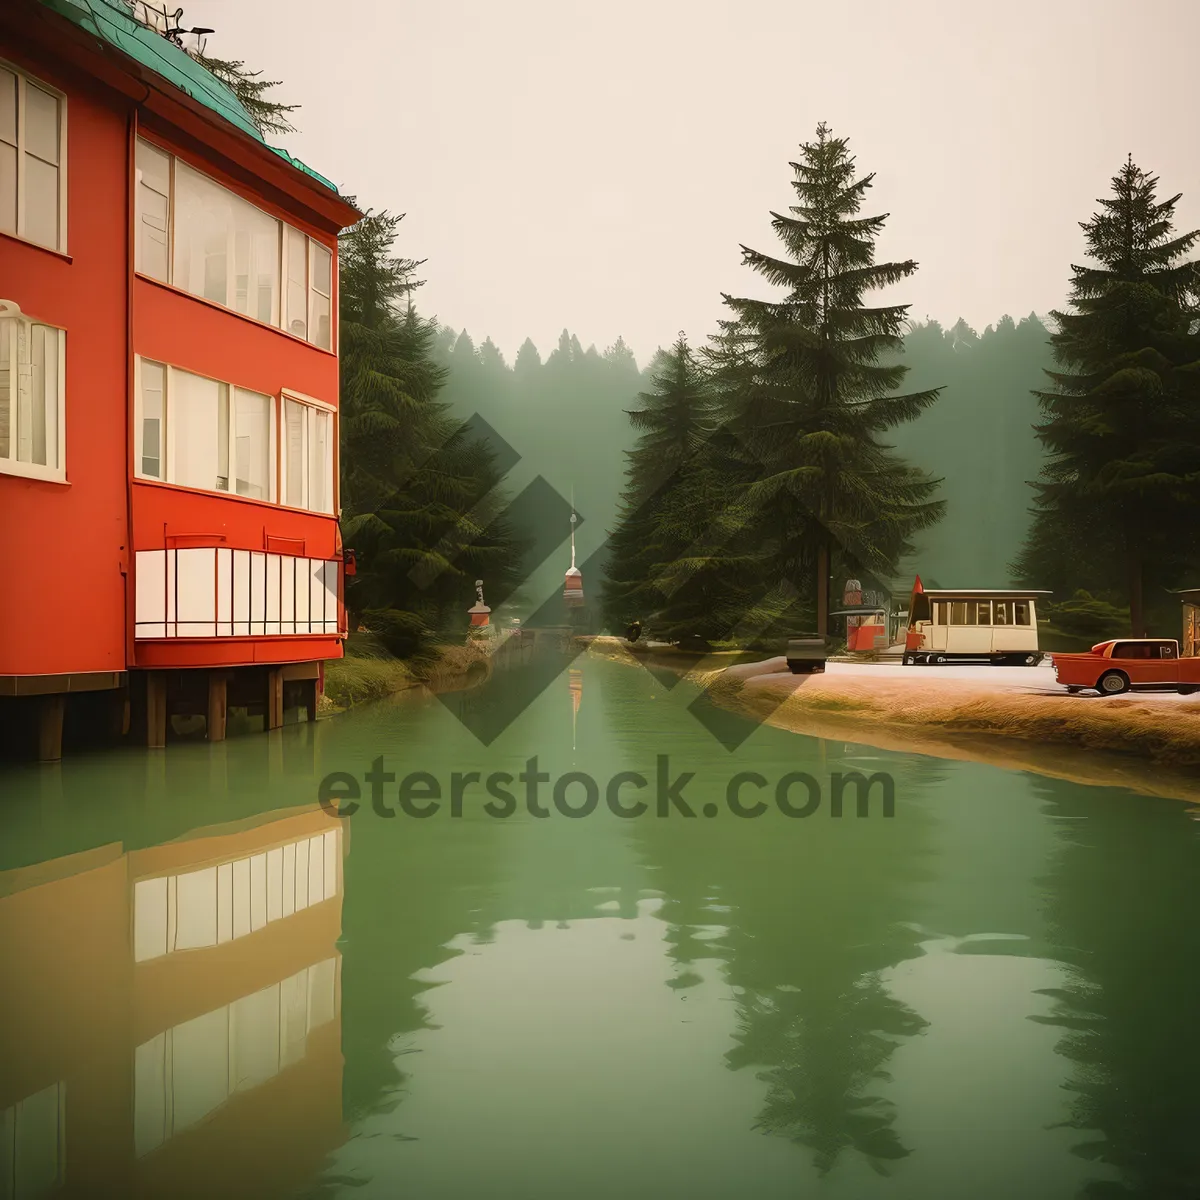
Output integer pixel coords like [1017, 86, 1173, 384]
[41, 0, 343, 196]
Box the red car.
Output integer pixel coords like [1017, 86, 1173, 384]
[1051, 639, 1200, 696]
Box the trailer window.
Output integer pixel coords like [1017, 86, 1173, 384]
[975, 601, 992, 625]
[949, 602, 971, 625]
[993, 601, 1009, 625]
[1013, 601, 1031, 626]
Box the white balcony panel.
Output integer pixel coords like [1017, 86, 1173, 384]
[249, 552, 267, 634]
[136, 550, 167, 630]
[135, 550, 338, 638]
[231, 549, 251, 636]
[294, 557, 311, 633]
[265, 555, 282, 636]
[216, 547, 233, 635]
[280, 559, 296, 634]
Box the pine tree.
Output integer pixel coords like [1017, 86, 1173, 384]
[1017, 157, 1200, 635]
[603, 336, 639, 376]
[603, 337, 755, 642]
[723, 123, 944, 635]
[514, 338, 542, 378]
[603, 336, 710, 629]
[194, 55, 300, 136]
[338, 212, 518, 655]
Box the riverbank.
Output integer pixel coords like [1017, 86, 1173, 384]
[321, 635, 493, 713]
[586, 636, 1200, 798]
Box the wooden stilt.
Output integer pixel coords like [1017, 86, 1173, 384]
[37, 694, 66, 763]
[207, 672, 228, 742]
[108, 688, 131, 740]
[146, 672, 167, 749]
[304, 677, 319, 723]
[266, 668, 284, 731]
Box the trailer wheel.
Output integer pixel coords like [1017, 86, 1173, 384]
[935, 655, 948, 664]
[902, 653, 913, 666]
[1097, 670, 1130, 696]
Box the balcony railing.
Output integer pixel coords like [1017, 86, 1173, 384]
[135, 547, 342, 639]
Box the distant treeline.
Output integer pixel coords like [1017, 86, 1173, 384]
[431, 313, 1057, 601]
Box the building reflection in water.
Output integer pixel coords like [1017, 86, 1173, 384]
[0, 805, 346, 1198]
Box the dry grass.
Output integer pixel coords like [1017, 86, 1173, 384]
[732, 672, 1200, 766]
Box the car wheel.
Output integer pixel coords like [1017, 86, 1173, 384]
[1066, 686, 1081, 694]
[1178, 685, 1199, 696]
[788, 663, 803, 675]
[1097, 670, 1130, 696]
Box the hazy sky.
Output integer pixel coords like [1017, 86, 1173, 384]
[193, 0, 1200, 366]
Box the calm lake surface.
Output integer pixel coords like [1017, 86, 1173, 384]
[2, 654, 1200, 1199]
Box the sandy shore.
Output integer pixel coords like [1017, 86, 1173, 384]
[586, 637, 1200, 802]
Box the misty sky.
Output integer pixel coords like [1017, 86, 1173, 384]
[193, 0, 1200, 366]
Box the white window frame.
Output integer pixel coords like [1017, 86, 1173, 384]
[135, 356, 277, 502]
[308, 238, 333, 351]
[135, 137, 336, 350]
[280, 389, 337, 515]
[134, 137, 171, 281]
[0, 59, 68, 254]
[0, 299, 66, 483]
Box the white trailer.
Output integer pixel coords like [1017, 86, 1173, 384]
[903, 588, 1051, 666]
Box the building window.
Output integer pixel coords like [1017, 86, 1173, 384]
[135, 138, 170, 281]
[136, 358, 275, 501]
[0, 300, 65, 482]
[0, 63, 66, 252]
[284, 225, 307, 339]
[136, 139, 335, 349]
[281, 394, 334, 514]
[309, 241, 332, 350]
[233, 388, 271, 499]
[173, 159, 280, 325]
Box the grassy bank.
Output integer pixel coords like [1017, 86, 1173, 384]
[321, 633, 492, 712]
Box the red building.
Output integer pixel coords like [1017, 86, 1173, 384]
[0, 0, 361, 757]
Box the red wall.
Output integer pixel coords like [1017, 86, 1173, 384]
[131, 275, 339, 562]
[0, 43, 345, 678]
[0, 59, 129, 677]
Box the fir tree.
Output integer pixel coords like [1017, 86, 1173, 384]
[1017, 157, 1200, 635]
[337, 212, 518, 655]
[514, 338, 542, 378]
[604, 337, 754, 642]
[194, 54, 299, 136]
[723, 123, 945, 635]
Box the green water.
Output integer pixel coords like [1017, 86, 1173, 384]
[2, 656, 1200, 1199]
